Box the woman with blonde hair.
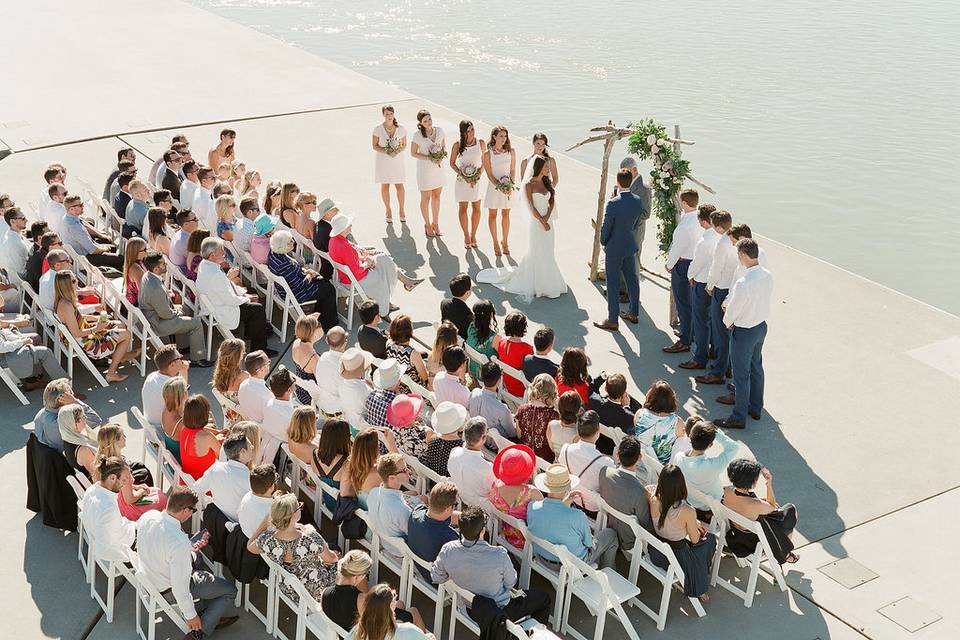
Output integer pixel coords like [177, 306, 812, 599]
[294, 191, 318, 240]
[372, 104, 407, 224]
[213, 338, 249, 425]
[353, 583, 433, 640]
[230, 160, 246, 189]
[425, 320, 459, 384]
[95, 423, 167, 519]
[236, 169, 261, 202]
[286, 406, 319, 468]
[292, 313, 323, 406]
[341, 428, 382, 508]
[54, 271, 133, 383]
[514, 373, 560, 462]
[278, 182, 300, 229]
[229, 420, 262, 469]
[214, 194, 237, 241]
[122, 236, 148, 305]
[161, 377, 188, 463]
[58, 403, 98, 478]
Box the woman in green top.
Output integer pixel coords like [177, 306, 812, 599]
[465, 299, 501, 378]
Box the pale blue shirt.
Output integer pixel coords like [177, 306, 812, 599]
[670, 429, 739, 510]
[169, 230, 190, 270]
[61, 214, 97, 255]
[366, 486, 411, 540]
[468, 388, 516, 438]
[431, 539, 517, 607]
[234, 217, 256, 253]
[527, 497, 593, 562]
[33, 401, 103, 452]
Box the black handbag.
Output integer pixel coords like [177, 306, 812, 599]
[333, 494, 367, 540]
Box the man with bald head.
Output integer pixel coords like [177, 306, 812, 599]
[315, 324, 348, 408]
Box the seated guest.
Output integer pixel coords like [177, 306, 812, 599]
[310, 197, 339, 280]
[315, 325, 349, 408]
[24, 230, 59, 293]
[277, 182, 300, 229]
[294, 191, 318, 239]
[237, 350, 272, 422]
[112, 171, 134, 219]
[103, 148, 136, 200]
[588, 372, 641, 455]
[286, 406, 321, 469]
[57, 403, 99, 477]
[313, 418, 352, 511]
[357, 300, 388, 359]
[350, 583, 432, 640]
[327, 213, 421, 316]
[363, 358, 403, 427]
[145, 208, 171, 256]
[386, 393, 434, 458]
[161, 377, 188, 463]
[62, 195, 124, 270]
[465, 299, 499, 379]
[425, 321, 459, 384]
[196, 237, 273, 353]
[236, 169, 261, 203]
[141, 344, 190, 426]
[522, 327, 558, 382]
[439, 272, 473, 340]
[633, 380, 686, 465]
[33, 378, 99, 452]
[432, 506, 551, 626]
[260, 366, 296, 465]
[81, 456, 136, 561]
[0, 314, 67, 391]
[179, 161, 200, 215]
[53, 271, 134, 383]
[268, 229, 339, 331]
[488, 444, 542, 548]
[447, 418, 495, 507]
[194, 434, 253, 521]
[407, 481, 459, 576]
[152, 189, 175, 219]
[111, 453, 168, 522]
[338, 347, 374, 428]
[496, 311, 533, 397]
[291, 313, 323, 406]
[557, 410, 614, 517]
[322, 551, 423, 632]
[0, 272, 18, 313]
[214, 195, 237, 241]
[168, 209, 198, 271]
[341, 429, 382, 508]
[39, 249, 93, 313]
[367, 453, 416, 542]
[140, 252, 211, 365]
[238, 463, 278, 539]
[722, 458, 799, 564]
[432, 345, 470, 408]
[185, 229, 211, 280]
[673, 420, 739, 518]
[647, 464, 716, 602]
[467, 362, 516, 440]
[386, 314, 428, 392]
[212, 338, 249, 426]
[0, 207, 31, 282]
[546, 390, 581, 458]
[122, 237, 148, 304]
[420, 402, 467, 477]
[179, 394, 222, 480]
[598, 436, 657, 551]
[193, 167, 217, 230]
[122, 180, 150, 238]
[527, 465, 619, 569]
[515, 373, 560, 463]
[233, 197, 260, 252]
[136, 487, 239, 636]
[45, 184, 68, 236]
[556, 347, 591, 406]
[160, 150, 184, 203]
[671, 416, 698, 459]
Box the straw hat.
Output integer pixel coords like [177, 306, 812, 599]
[533, 464, 580, 495]
[372, 357, 402, 389]
[386, 394, 424, 429]
[430, 401, 468, 435]
[493, 444, 537, 487]
[339, 347, 372, 375]
[329, 213, 353, 237]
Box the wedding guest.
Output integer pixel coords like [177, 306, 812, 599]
[62, 195, 124, 270]
[673, 420, 739, 517]
[556, 410, 614, 517]
[311, 197, 340, 280]
[24, 228, 56, 292]
[410, 109, 446, 237]
[546, 390, 581, 458]
[113, 171, 134, 219]
[236, 169, 261, 204]
[139, 252, 210, 365]
[322, 551, 421, 632]
[664, 188, 701, 354]
[697, 210, 737, 385]
[0, 314, 66, 390]
[313, 419, 351, 510]
[44, 184, 67, 236]
[681, 204, 721, 370]
[339, 347, 374, 428]
[722, 458, 800, 564]
[432, 345, 470, 408]
[468, 362, 516, 439]
[268, 229, 339, 331]
[363, 358, 403, 427]
[169, 209, 199, 271]
[465, 299, 499, 379]
[482, 125, 517, 256]
[194, 433, 253, 521]
[447, 418, 495, 507]
[237, 350, 272, 422]
[598, 436, 656, 551]
[357, 300, 388, 358]
[212, 338, 249, 426]
[488, 444, 542, 548]
[145, 208, 171, 255]
[208, 128, 237, 170]
[386, 393, 434, 458]
[180, 394, 222, 480]
[588, 372, 641, 454]
[263, 181, 282, 217]
[122, 237, 148, 304]
[341, 429, 382, 508]
[261, 367, 296, 465]
[496, 311, 533, 397]
[450, 119, 485, 248]
[286, 406, 321, 473]
[515, 373, 560, 463]
[238, 463, 277, 539]
[185, 229, 211, 280]
[104, 147, 136, 199]
[294, 191, 317, 239]
[233, 197, 260, 253]
[141, 344, 190, 425]
[0, 208, 32, 282]
[519, 133, 559, 186]
[386, 314, 428, 391]
[192, 167, 217, 230]
[58, 404, 99, 478]
[214, 194, 237, 241]
[180, 161, 200, 213]
[373, 105, 408, 223]
[522, 327, 558, 382]
[407, 481, 459, 573]
[555, 347, 590, 406]
[633, 380, 686, 464]
[350, 583, 433, 640]
[440, 273, 473, 340]
[291, 313, 323, 406]
[425, 321, 459, 384]
[161, 377, 188, 462]
[81, 456, 135, 563]
[313, 324, 348, 407]
[367, 452, 415, 542]
[33, 378, 99, 451]
[278, 182, 300, 229]
[420, 401, 468, 477]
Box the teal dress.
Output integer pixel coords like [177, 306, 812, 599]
[632, 409, 680, 464]
[466, 323, 496, 378]
[163, 420, 182, 464]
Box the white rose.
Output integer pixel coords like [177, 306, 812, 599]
[659, 171, 668, 178]
[646, 134, 656, 145]
[658, 138, 668, 147]
[650, 145, 659, 154]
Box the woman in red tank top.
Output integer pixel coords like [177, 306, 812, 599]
[179, 394, 221, 479]
[496, 311, 533, 397]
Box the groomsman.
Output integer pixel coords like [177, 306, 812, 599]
[695, 210, 735, 385]
[715, 239, 772, 429]
[680, 205, 720, 370]
[617, 157, 652, 300]
[729, 223, 768, 282]
[663, 189, 702, 353]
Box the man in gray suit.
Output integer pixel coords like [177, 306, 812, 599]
[0, 316, 67, 391]
[139, 251, 212, 367]
[618, 157, 652, 300]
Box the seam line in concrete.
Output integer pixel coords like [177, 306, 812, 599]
[115, 135, 156, 165]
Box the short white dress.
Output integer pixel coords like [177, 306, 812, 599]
[454, 141, 483, 203]
[373, 124, 407, 185]
[483, 148, 515, 210]
[412, 127, 446, 192]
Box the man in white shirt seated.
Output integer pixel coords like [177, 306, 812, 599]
[193, 167, 217, 230]
[260, 367, 296, 465]
[137, 487, 239, 635]
[81, 456, 136, 563]
[557, 410, 614, 518]
[179, 161, 200, 215]
[447, 417, 495, 507]
[38, 249, 98, 314]
[366, 453, 416, 550]
[141, 345, 189, 426]
[238, 464, 278, 539]
[44, 184, 69, 236]
[315, 325, 348, 408]
[338, 347, 373, 428]
[237, 351, 271, 422]
[194, 434, 253, 521]
[233, 197, 260, 253]
[432, 345, 470, 408]
[0, 208, 32, 283]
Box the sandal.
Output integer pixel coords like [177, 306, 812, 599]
[106, 372, 128, 384]
[785, 552, 800, 564]
[399, 212, 407, 222]
[424, 225, 435, 238]
[501, 242, 510, 256]
[432, 225, 442, 237]
[385, 212, 393, 224]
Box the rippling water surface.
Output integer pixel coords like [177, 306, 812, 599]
[194, 0, 960, 314]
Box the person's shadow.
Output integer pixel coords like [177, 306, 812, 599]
[381, 221, 424, 276]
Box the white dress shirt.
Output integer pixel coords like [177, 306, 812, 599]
[260, 397, 293, 464]
[0, 229, 31, 281]
[432, 371, 470, 408]
[148, 157, 165, 186]
[141, 372, 173, 426]
[180, 178, 199, 213]
[688, 227, 720, 283]
[238, 377, 271, 423]
[195, 259, 249, 330]
[238, 491, 273, 539]
[315, 350, 343, 399]
[733, 246, 768, 284]
[136, 510, 198, 619]
[339, 377, 371, 427]
[193, 459, 250, 521]
[707, 236, 740, 291]
[193, 186, 215, 230]
[82, 483, 136, 563]
[723, 265, 773, 329]
[666, 210, 702, 269]
[447, 447, 495, 507]
[46, 200, 67, 236]
[38, 269, 58, 311]
[558, 440, 614, 512]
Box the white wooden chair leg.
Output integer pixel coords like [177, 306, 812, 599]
[744, 553, 762, 607]
[593, 607, 606, 640]
[614, 602, 641, 640]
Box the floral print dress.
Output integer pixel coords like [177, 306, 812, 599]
[256, 529, 337, 601]
[73, 310, 118, 360]
[632, 409, 681, 464]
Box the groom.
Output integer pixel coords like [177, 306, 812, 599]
[594, 169, 643, 331]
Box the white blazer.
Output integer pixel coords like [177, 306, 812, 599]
[195, 259, 248, 330]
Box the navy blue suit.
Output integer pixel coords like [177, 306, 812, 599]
[600, 190, 642, 323]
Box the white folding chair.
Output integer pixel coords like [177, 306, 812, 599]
[261, 556, 300, 640]
[265, 270, 316, 342]
[0, 362, 28, 405]
[162, 449, 202, 533]
[39, 306, 110, 387]
[131, 406, 166, 491]
[523, 528, 571, 631]
[88, 527, 139, 623]
[352, 508, 404, 587]
[134, 569, 190, 640]
[292, 578, 350, 640]
[317, 249, 374, 327]
[283, 445, 346, 552]
[491, 355, 528, 409]
[66, 475, 91, 581]
[554, 545, 642, 640]
[391, 536, 449, 634]
[404, 454, 447, 495]
[440, 579, 533, 640]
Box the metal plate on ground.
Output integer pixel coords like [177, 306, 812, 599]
[877, 597, 942, 632]
[817, 557, 878, 589]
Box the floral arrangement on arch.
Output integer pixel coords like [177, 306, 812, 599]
[627, 118, 691, 254]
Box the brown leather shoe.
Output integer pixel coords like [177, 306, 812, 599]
[748, 410, 762, 420]
[695, 374, 726, 385]
[715, 417, 746, 429]
[593, 320, 620, 331]
[215, 615, 239, 630]
[679, 360, 706, 370]
[727, 383, 735, 392]
[619, 312, 639, 324]
[716, 393, 736, 405]
[23, 377, 49, 392]
[662, 341, 690, 354]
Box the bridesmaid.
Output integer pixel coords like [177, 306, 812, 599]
[410, 110, 446, 237]
[449, 119, 485, 249]
[482, 126, 517, 257]
[519, 132, 559, 187]
[371, 105, 407, 224]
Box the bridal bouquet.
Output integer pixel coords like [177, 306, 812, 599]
[494, 175, 518, 195]
[383, 137, 403, 157]
[428, 144, 447, 163]
[459, 164, 481, 185]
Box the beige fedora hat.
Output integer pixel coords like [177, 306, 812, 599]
[533, 464, 581, 495]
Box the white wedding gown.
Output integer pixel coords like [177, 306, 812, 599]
[476, 190, 568, 300]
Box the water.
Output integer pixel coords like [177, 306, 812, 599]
[194, 0, 960, 315]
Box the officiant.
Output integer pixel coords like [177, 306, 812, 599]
[594, 169, 643, 331]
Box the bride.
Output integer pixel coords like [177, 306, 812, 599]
[476, 155, 568, 300]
